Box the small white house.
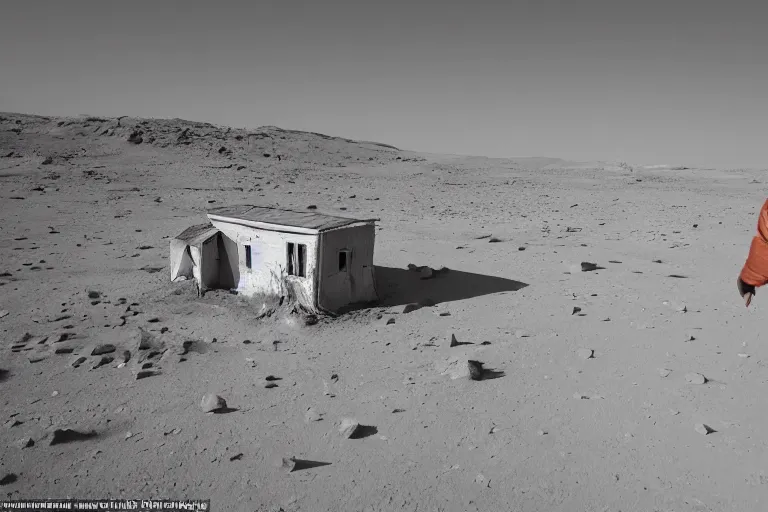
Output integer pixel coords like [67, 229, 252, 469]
[170, 205, 379, 313]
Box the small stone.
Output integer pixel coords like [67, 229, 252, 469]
[685, 372, 707, 385]
[475, 474, 487, 485]
[572, 307, 582, 315]
[136, 370, 159, 380]
[339, 418, 360, 439]
[537, 429, 548, 436]
[55, 346, 74, 354]
[93, 356, 114, 369]
[91, 344, 116, 356]
[71, 356, 87, 368]
[738, 353, 750, 358]
[514, 330, 529, 339]
[125, 432, 134, 440]
[200, 393, 227, 413]
[450, 334, 460, 347]
[402, 303, 421, 314]
[17, 437, 34, 449]
[657, 368, 672, 378]
[304, 407, 323, 423]
[281, 457, 298, 472]
[694, 423, 714, 435]
[386, 318, 395, 325]
[467, 360, 484, 380]
[122, 350, 131, 363]
[573, 393, 590, 400]
[0, 473, 18, 486]
[0, 310, 8, 319]
[87, 291, 100, 299]
[581, 262, 599, 272]
[577, 348, 594, 360]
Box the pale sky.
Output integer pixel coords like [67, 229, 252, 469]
[2, 0, 767, 168]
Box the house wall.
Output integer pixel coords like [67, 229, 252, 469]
[208, 219, 319, 308]
[200, 236, 219, 289]
[170, 239, 193, 281]
[318, 223, 378, 312]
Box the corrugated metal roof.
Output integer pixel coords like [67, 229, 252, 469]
[207, 205, 376, 232]
[174, 223, 219, 244]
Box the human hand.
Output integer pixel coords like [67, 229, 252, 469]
[737, 277, 755, 307]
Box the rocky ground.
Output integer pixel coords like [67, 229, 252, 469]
[1, 112, 767, 511]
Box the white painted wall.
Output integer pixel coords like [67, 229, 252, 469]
[208, 219, 319, 308]
[318, 223, 377, 311]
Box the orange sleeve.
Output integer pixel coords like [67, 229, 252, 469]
[740, 199, 768, 287]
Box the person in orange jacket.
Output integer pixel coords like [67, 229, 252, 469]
[738, 199, 768, 307]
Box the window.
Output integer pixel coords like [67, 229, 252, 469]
[245, 245, 252, 269]
[338, 250, 350, 272]
[287, 242, 307, 277]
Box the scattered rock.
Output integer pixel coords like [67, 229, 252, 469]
[392, 408, 405, 413]
[537, 429, 548, 436]
[488, 237, 502, 243]
[17, 437, 34, 449]
[87, 291, 100, 299]
[307, 205, 317, 210]
[50, 428, 97, 445]
[694, 423, 715, 435]
[93, 356, 114, 369]
[467, 360, 484, 381]
[685, 372, 707, 385]
[136, 370, 160, 380]
[91, 344, 116, 356]
[572, 307, 582, 315]
[439, 357, 471, 380]
[265, 383, 278, 389]
[229, 453, 243, 461]
[304, 407, 323, 423]
[738, 353, 750, 358]
[0, 310, 8, 319]
[71, 356, 87, 368]
[28, 354, 48, 364]
[402, 303, 421, 314]
[514, 330, 529, 339]
[419, 267, 435, 279]
[339, 418, 361, 439]
[127, 130, 143, 144]
[386, 317, 396, 325]
[200, 393, 227, 413]
[577, 348, 594, 360]
[0, 473, 18, 486]
[54, 346, 74, 354]
[581, 262, 600, 272]
[657, 368, 672, 378]
[450, 334, 460, 348]
[41, 156, 53, 165]
[122, 350, 131, 363]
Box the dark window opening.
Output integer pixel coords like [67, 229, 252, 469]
[287, 242, 307, 277]
[338, 250, 349, 272]
[245, 245, 252, 269]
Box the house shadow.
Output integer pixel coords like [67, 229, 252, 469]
[370, 266, 529, 309]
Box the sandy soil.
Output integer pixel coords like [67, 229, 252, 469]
[1, 112, 767, 511]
